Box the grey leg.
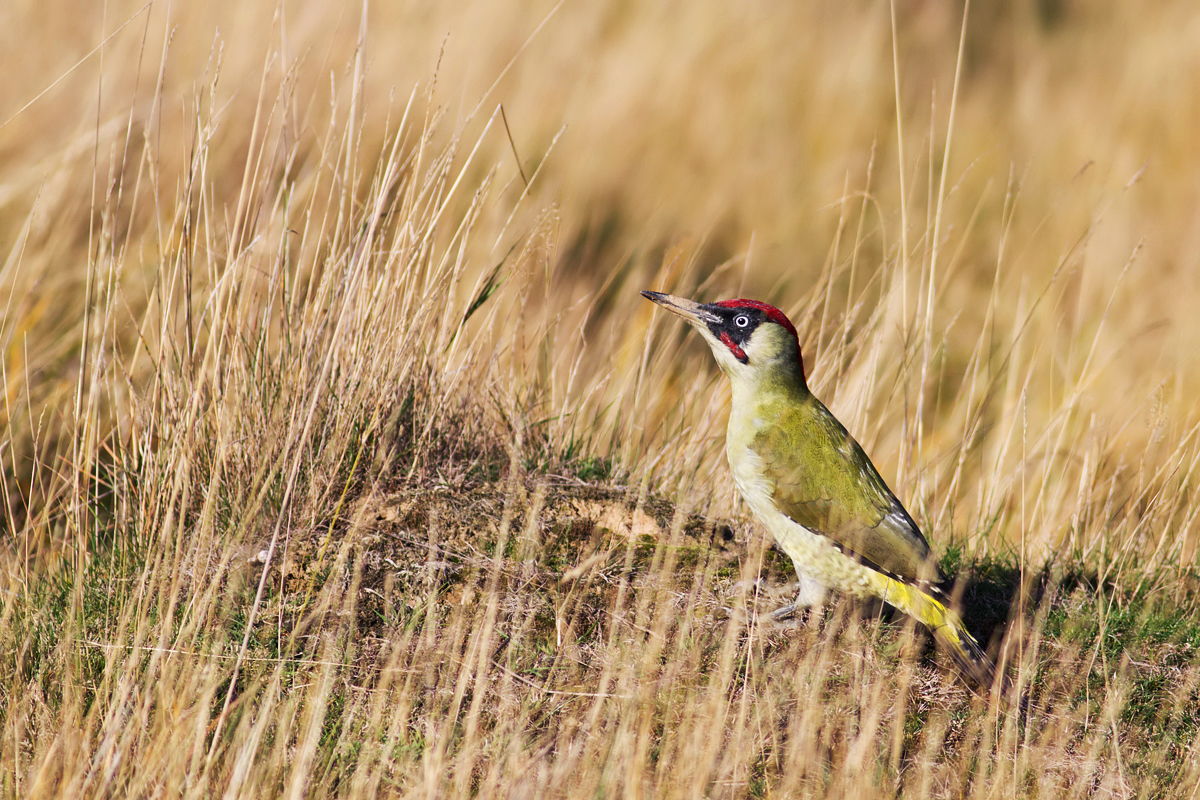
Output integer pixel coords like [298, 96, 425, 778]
[770, 570, 827, 620]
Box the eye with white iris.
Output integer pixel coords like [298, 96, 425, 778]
[734, 315, 750, 328]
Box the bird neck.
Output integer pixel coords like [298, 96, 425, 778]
[728, 356, 810, 414]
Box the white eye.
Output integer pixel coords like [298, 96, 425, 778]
[735, 315, 750, 328]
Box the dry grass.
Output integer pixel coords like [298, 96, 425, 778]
[2, 1, 1200, 797]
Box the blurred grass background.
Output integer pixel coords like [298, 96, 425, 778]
[6, 0, 1200, 522]
[3, 0, 1200, 796]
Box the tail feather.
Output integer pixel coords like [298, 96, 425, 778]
[872, 573, 997, 690]
[927, 602, 996, 689]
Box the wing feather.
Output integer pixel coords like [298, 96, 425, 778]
[752, 399, 944, 584]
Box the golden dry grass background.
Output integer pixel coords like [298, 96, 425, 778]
[6, 1, 1200, 536]
[2, 0, 1200, 797]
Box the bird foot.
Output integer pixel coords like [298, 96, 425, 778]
[769, 602, 798, 621]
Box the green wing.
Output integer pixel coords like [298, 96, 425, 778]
[751, 398, 944, 584]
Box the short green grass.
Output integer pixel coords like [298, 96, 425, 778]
[12, 453, 1198, 796]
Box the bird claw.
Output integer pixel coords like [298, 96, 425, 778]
[769, 603, 798, 621]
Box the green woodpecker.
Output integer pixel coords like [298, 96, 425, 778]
[642, 290, 994, 688]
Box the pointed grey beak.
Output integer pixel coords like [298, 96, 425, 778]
[640, 290, 721, 325]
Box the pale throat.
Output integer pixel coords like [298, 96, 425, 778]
[726, 370, 782, 442]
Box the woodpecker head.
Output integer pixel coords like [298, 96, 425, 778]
[641, 290, 806, 384]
